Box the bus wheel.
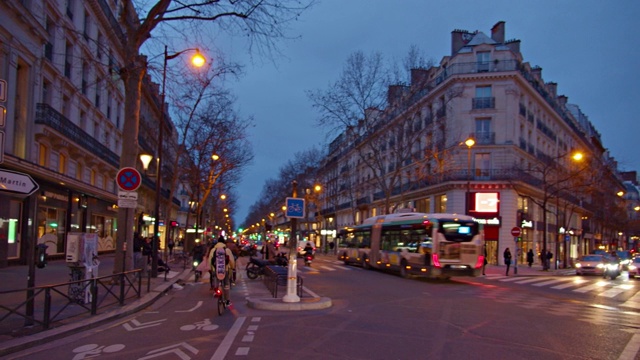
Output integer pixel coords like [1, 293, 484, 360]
[362, 256, 370, 270]
[400, 260, 409, 278]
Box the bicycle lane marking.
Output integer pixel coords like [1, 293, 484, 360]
[210, 316, 245, 360]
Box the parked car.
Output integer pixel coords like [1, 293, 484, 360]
[628, 257, 640, 278]
[575, 254, 606, 276]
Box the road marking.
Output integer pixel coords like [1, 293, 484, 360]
[552, 279, 587, 289]
[122, 318, 166, 331]
[498, 276, 525, 282]
[573, 282, 608, 293]
[320, 266, 335, 271]
[532, 278, 572, 287]
[599, 287, 627, 298]
[139, 342, 198, 360]
[176, 301, 203, 312]
[211, 317, 246, 360]
[618, 333, 640, 360]
[512, 277, 547, 284]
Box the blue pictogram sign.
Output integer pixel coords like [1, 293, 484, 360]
[286, 197, 305, 218]
[116, 167, 142, 191]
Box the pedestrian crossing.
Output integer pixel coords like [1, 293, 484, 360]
[487, 274, 640, 304]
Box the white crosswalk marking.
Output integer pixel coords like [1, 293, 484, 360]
[599, 286, 628, 298]
[320, 266, 335, 271]
[622, 292, 640, 309]
[498, 276, 525, 282]
[552, 279, 587, 289]
[513, 277, 547, 284]
[573, 282, 607, 293]
[532, 278, 572, 287]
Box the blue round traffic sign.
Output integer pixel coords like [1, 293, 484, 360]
[116, 167, 142, 191]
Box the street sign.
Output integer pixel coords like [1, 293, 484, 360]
[116, 167, 142, 191]
[118, 191, 138, 201]
[285, 197, 305, 218]
[117, 199, 138, 208]
[511, 226, 522, 237]
[0, 169, 39, 195]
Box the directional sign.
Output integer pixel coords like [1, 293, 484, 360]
[511, 227, 522, 237]
[285, 197, 305, 218]
[116, 167, 142, 191]
[0, 169, 39, 195]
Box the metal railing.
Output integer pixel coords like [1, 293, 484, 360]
[0, 269, 142, 338]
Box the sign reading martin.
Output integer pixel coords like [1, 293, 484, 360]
[0, 169, 39, 195]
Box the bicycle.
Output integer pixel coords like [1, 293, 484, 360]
[213, 285, 226, 315]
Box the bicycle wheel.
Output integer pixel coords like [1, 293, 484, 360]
[246, 263, 259, 279]
[217, 297, 224, 316]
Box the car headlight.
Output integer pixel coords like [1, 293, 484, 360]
[629, 265, 638, 271]
[575, 263, 582, 268]
[597, 264, 605, 268]
[606, 264, 618, 270]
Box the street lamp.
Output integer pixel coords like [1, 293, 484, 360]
[150, 45, 205, 277]
[464, 137, 475, 214]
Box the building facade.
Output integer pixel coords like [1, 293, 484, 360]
[0, 0, 184, 267]
[319, 22, 626, 267]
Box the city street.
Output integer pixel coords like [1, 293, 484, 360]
[6, 255, 640, 360]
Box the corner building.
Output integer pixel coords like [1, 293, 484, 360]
[320, 22, 626, 267]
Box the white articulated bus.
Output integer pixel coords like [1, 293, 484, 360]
[338, 212, 485, 279]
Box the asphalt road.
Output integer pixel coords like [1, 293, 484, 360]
[6, 256, 640, 360]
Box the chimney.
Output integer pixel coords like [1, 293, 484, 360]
[451, 29, 471, 56]
[546, 82, 557, 97]
[505, 39, 521, 55]
[491, 21, 506, 43]
[557, 95, 568, 107]
[410, 68, 430, 89]
[531, 66, 542, 80]
[387, 85, 406, 107]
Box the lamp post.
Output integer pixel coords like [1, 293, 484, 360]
[149, 45, 205, 277]
[464, 137, 475, 215]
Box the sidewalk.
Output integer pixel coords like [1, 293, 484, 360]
[482, 262, 573, 276]
[0, 255, 191, 357]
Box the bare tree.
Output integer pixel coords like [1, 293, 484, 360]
[114, 0, 315, 272]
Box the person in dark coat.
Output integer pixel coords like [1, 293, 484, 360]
[526, 249, 534, 268]
[503, 248, 512, 276]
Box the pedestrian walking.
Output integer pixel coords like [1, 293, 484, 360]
[168, 238, 175, 259]
[504, 248, 512, 276]
[546, 250, 553, 269]
[483, 246, 488, 275]
[526, 249, 534, 268]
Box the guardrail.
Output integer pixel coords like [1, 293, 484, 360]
[0, 269, 142, 338]
[263, 265, 303, 298]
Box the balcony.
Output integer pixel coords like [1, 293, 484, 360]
[472, 97, 495, 109]
[35, 103, 119, 168]
[474, 131, 495, 145]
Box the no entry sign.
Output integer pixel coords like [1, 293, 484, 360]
[510, 227, 522, 237]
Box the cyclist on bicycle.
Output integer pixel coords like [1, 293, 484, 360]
[209, 237, 236, 305]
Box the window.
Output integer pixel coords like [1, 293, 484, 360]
[59, 153, 67, 174]
[96, 32, 103, 60]
[90, 169, 96, 186]
[65, 0, 74, 19]
[473, 86, 494, 109]
[76, 162, 83, 180]
[435, 194, 447, 213]
[44, 18, 54, 61]
[42, 80, 51, 104]
[64, 42, 72, 79]
[475, 118, 492, 144]
[62, 96, 71, 119]
[38, 144, 48, 166]
[474, 153, 491, 179]
[82, 62, 89, 95]
[476, 51, 490, 72]
[93, 121, 100, 139]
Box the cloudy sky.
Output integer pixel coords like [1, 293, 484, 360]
[217, 0, 640, 225]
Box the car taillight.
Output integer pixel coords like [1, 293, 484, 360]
[474, 255, 484, 269]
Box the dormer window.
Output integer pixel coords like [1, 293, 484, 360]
[476, 51, 490, 72]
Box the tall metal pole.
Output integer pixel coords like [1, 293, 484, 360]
[151, 45, 169, 278]
[284, 180, 300, 303]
